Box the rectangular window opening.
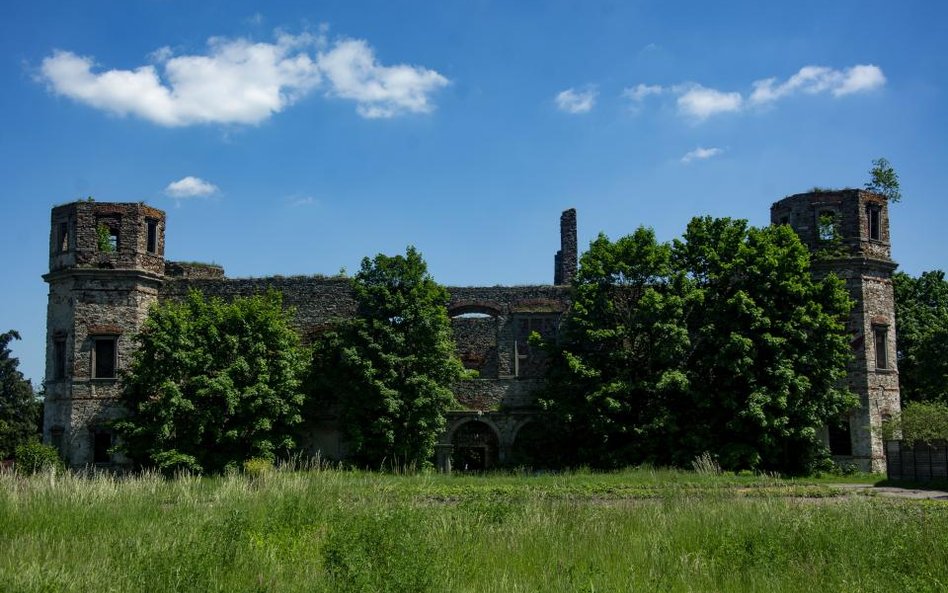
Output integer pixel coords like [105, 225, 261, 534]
[874, 326, 888, 370]
[146, 220, 157, 253]
[93, 431, 112, 464]
[92, 337, 117, 379]
[53, 338, 66, 380]
[867, 207, 881, 241]
[57, 222, 69, 252]
[828, 419, 853, 456]
[817, 211, 839, 242]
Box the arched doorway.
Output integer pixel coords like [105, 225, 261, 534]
[451, 420, 500, 471]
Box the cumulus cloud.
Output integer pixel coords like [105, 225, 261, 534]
[681, 147, 723, 163]
[165, 176, 219, 198]
[318, 39, 449, 118]
[749, 64, 886, 105]
[622, 83, 663, 102]
[555, 87, 597, 114]
[37, 31, 449, 125]
[676, 85, 743, 120]
[625, 64, 885, 122]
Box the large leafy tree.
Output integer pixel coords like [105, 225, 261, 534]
[893, 270, 948, 404]
[0, 330, 39, 460]
[308, 247, 465, 468]
[538, 229, 690, 467]
[541, 218, 854, 473]
[114, 291, 306, 474]
[671, 218, 854, 472]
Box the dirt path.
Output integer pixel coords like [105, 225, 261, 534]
[830, 483, 948, 500]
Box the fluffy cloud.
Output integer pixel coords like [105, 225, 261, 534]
[165, 176, 219, 198]
[626, 64, 885, 122]
[38, 32, 449, 125]
[555, 87, 597, 114]
[676, 85, 743, 120]
[622, 83, 663, 102]
[681, 147, 723, 163]
[750, 64, 886, 105]
[318, 39, 449, 119]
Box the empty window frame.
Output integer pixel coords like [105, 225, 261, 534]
[57, 222, 69, 252]
[93, 431, 112, 464]
[867, 206, 881, 241]
[146, 219, 158, 253]
[92, 337, 117, 378]
[828, 418, 853, 456]
[817, 210, 839, 242]
[873, 325, 889, 370]
[53, 337, 67, 380]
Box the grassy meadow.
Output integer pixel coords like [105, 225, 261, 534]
[1, 466, 946, 593]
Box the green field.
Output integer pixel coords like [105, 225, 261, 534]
[1, 466, 945, 592]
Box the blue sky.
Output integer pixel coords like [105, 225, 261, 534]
[2, 0, 946, 385]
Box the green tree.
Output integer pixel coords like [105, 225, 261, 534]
[893, 270, 948, 404]
[865, 157, 902, 202]
[0, 330, 40, 460]
[881, 401, 948, 444]
[540, 219, 855, 473]
[114, 291, 306, 474]
[671, 218, 855, 472]
[537, 229, 690, 467]
[308, 247, 465, 468]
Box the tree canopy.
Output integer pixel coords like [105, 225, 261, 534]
[114, 291, 307, 474]
[866, 157, 902, 202]
[540, 218, 855, 473]
[893, 270, 948, 405]
[0, 330, 39, 460]
[307, 246, 465, 468]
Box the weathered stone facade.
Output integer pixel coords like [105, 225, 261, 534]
[771, 189, 900, 471]
[44, 190, 899, 471]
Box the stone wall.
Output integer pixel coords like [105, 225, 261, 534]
[773, 189, 900, 472]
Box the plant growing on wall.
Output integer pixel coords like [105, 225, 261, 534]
[865, 157, 902, 203]
[96, 224, 114, 252]
[306, 246, 465, 468]
[114, 291, 307, 474]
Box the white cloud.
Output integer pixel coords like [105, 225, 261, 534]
[749, 64, 886, 105]
[623, 64, 885, 122]
[285, 194, 316, 207]
[165, 176, 219, 198]
[554, 87, 597, 114]
[676, 85, 743, 120]
[38, 31, 449, 125]
[317, 39, 449, 118]
[622, 83, 663, 102]
[681, 147, 723, 163]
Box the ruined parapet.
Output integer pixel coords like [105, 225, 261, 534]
[771, 189, 900, 472]
[164, 261, 225, 279]
[43, 201, 167, 467]
[554, 208, 578, 285]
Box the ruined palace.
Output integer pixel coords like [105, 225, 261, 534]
[42, 190, 901, 471]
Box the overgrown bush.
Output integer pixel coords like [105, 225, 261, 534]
[14, 441, 61, 474]
[881, 401, 948, 444]
[242, 457, 274, 476]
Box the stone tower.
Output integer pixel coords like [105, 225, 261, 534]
[554, 208, 577, 285]
[42, 201, 166, 466]
[771, 189, 900, 472]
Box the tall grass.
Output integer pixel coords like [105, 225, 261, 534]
[1, 467, 945, 592]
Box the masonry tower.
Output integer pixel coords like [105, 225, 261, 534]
[554, 208, 577, 285]
[771, 189, 900, 471]
[43, 201, 166, 466]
